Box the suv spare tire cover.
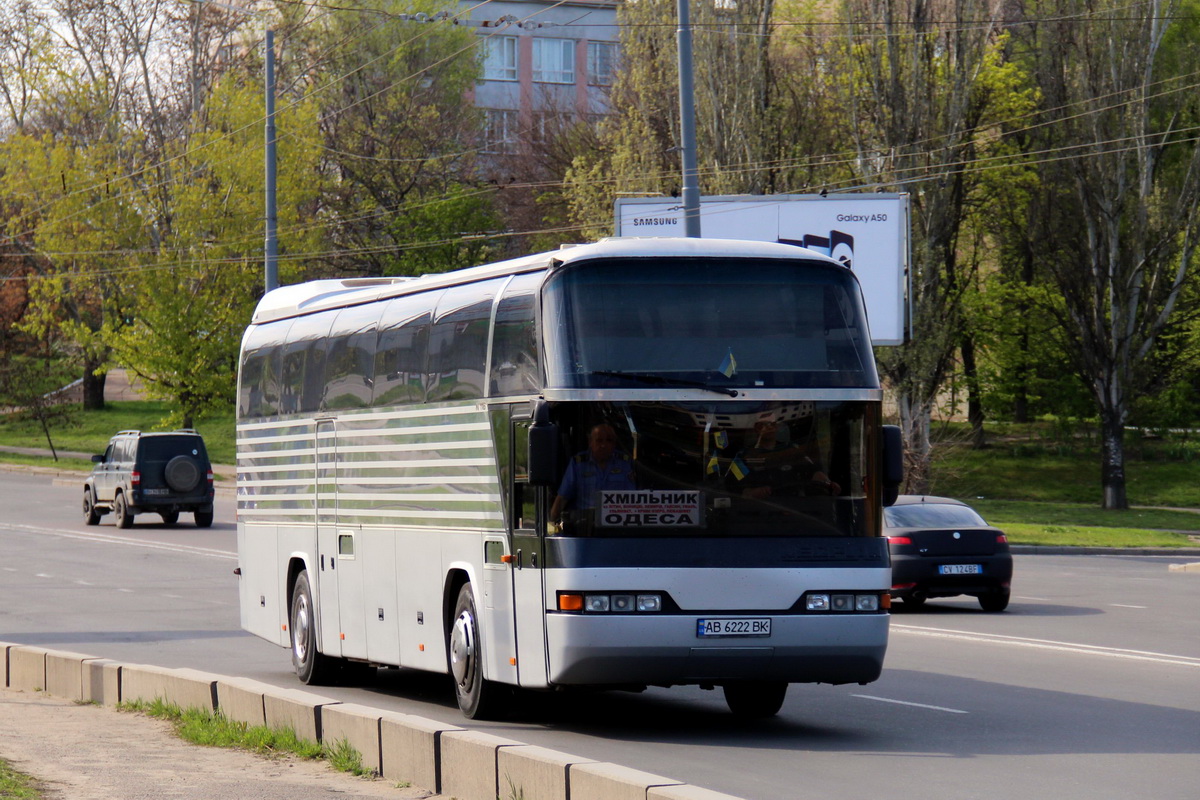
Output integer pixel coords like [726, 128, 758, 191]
[165, 455, 201, 493]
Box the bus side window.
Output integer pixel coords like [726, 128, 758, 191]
[373, 293, 436, 407]
[491, 273, 541, 396]
[512, 420, 536, 531]
[429, 280, 502, 403]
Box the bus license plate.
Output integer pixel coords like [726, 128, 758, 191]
[939, 564, 982, 575]
[696, 618, 771, 638]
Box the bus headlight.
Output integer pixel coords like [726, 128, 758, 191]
[559, 592, 663, 613]
[804, 592, 884, 613]
[637, 594, 662, 612]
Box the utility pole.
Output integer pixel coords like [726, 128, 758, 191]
[676, 0, 701, 238]
[264, 29, 279, 293]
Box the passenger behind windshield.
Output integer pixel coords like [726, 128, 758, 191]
[729, 414, 840, 500]
[550, 423, 636, 529]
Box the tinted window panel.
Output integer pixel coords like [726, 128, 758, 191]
[280, 312, 336, 415]
[323, 304, 379, 411]
[374, 292, 437, 407]
[543, 258, 877, 390]
[491, 272, 542, 396]
[428, 280, 502, 402]
[884, 504, 988, 528]
[239, 322, 289, 419]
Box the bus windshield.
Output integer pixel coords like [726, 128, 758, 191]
[543, 257, 877, 390]
[550, 400, 879, 538]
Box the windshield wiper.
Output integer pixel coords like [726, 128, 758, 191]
[591, 370, 739, 397]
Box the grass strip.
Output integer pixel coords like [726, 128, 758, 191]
[0, 757, 43, 800]
[119, 699, 373, 777]
[967, 499, 1200, 534]
[1002, 523, 1200, 549]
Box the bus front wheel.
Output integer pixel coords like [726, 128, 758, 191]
[723, 681, 788, 718]
[291, 571, 336, 685]
[449, 582, 508, 719]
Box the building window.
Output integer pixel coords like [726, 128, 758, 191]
[532, 38, 575, 84]
[587, 41, 617, 86]
[483, 35, 518, 81]
[484, 109, 519, 154]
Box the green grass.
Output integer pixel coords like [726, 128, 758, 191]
[967, 499, 1200, 533]
[0, 757, 42, 799]
[0, 401, 235, 464]
[120, 698, 375, 777]
[1001, 523, 1199, 548]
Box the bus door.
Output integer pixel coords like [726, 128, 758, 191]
[315, 420, 343, 658]
[509, 415, 549, 688]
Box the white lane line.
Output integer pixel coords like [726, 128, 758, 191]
[893, 624, 1200, 668]
[1109, 604, 1148, 609]
[35, 573, 53, 578]
[853, 694, 968, 714]
[0, 522, 235, 561]
[118, 588, 134, 593]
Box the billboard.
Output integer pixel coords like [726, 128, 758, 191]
[614, 194, 910, 345]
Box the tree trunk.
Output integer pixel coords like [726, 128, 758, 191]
[898, 393, 932, 495]
[82, 362, 106, 410]
[1099, 407, 1128, 510]
[961, 335, 985, 449]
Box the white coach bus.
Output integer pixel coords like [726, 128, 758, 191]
[235, 237, 903, 719]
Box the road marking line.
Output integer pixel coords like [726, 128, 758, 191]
[893, 624, 1200, 668]
[852, 694, 968, 714]
[1109, 603, 1148, 609]
[0, 522, 236, 560]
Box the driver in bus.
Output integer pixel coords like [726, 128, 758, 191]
[550, 423, 636, 527]
[733, 415, 839, 500]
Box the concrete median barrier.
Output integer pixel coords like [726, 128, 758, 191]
[214, 676, 278, 727]
[440, 729, 526, 800]
[121, 664, 218, 711]
[320, 702, 385, 774]
[498, 744, 598, 800]
[262, 686, 341, 742]
[44, 649, 100, 701]
[1, 641, 16, 687]
[570, 761, 686, 800]
[380, 708, 463, 792]
[0, 643, 751, 800]
[8, 646, 47, 692]
[82, 659, 121, 706]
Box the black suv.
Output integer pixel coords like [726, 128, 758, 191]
[83, 430, 215, 528]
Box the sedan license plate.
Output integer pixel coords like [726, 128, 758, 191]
[696, 618, 771, 638]
[939, 564, 982, 575]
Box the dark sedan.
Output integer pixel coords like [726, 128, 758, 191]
[884, 495, 1013, 611]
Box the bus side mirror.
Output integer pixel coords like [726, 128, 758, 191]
[882, 425, 903, 507]
[527, 401, 559, 486]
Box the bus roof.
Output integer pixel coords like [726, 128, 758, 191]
[250, 237, 840, 325]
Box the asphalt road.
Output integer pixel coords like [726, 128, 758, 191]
[2, 467, 1198, 799]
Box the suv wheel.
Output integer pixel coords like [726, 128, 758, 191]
[83, 489, 101, 526]
[159, 510, 179, 525]
[114, 494, 134, 528]
[194, 509, 214, 528]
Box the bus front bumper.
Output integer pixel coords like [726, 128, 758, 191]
[544, 611, 889, 687]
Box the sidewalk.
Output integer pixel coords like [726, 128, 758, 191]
[0, 687, 436, 800]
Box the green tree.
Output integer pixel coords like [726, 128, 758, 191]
[101, 74, 323, 428]
[1011, 0, 1200, 508]
[301, 0, 497, 277]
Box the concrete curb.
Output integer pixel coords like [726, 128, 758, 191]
[0, 642, 747, 800]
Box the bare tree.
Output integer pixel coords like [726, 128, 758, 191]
[1015, 0, 1200, 508]
[839, 0, 1012, 490]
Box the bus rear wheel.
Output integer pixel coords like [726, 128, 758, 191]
[723, 681, 788, 718]
[449, 582, 508, 719]
[291, 571, 336, 685]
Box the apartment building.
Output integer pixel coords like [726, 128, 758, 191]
[463, 0, 620, 155]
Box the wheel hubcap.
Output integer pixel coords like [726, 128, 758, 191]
[292, 594, 311, 663]
[450, 610, 476, 686]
